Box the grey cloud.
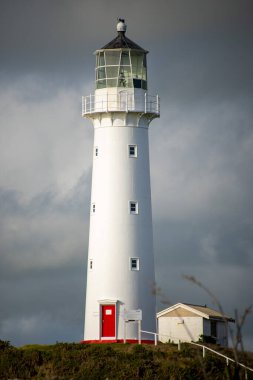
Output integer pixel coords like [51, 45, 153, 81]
[0, 0, 253, 350]
[0, 183, 89, 345]
[1, 0, 252, 79]
[0, 79, 93, 199]
[0, 267, 85, 345]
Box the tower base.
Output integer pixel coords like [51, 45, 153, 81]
[80, 339, 154, 345]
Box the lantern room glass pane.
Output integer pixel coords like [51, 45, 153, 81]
[97, 67, 106, 80]
[142, 80, 147, 90]
[107, 78, 118, 87]
[127, 79, 133, 87]
[98, 52, 105, 66]
[106, 66, 119, 78]
[97, 79, 106, 88]
[131, 52, 144, 79]
[143, 54, 147, 68]
[142, 66, 147, 81]
[118, 66, 132, 87]
[133, 79, 141, 88]
[105, 51, 120, 66]
[120, 51, 130, 65]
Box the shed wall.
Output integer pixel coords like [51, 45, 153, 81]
[158, 316, 203, 343]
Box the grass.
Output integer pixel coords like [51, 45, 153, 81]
[0, 340, 253, 379]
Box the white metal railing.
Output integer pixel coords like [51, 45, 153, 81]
[191, 342, 253, 374]
[82, 92, 160, 116]
[140, 330, 253, 377]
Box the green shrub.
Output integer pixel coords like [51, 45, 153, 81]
[0, 341, 252, 379]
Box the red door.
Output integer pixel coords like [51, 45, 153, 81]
[101, 305, 115, 337]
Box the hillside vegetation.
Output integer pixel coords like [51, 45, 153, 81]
[0, 340, 253, 379]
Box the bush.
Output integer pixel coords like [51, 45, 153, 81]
[0, 341, 252, 379]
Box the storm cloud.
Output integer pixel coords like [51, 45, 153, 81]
[0, 0, 253, 349]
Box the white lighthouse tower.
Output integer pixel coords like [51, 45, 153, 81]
[82, 19, 160, 343]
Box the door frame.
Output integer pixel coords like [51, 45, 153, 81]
[98, 299, 118, 340]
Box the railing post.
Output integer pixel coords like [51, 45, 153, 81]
[126, 93, 128, 112]
[84, 96, 87, 114]
[155, 334, 157, 346]
[178, 340, 181, 351]
[138, 321, 141, 344]
[90, 94, 92, 112]
[106, 92, 108, 112]
[203, 346, 206, 358]
[124, 321, 126, 344]
[145, 92, 147, 113]
[156, 94, 159, 114]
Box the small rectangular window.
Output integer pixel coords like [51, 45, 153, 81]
[95, 147, 98, 157]
[130, 258, 140, 271]
[92, 203, 96, 213]
[89, 259, 93, 270]
[129, 201, 138, 214]
[129, 145, 137, 157]
[211, 320, 217, 338]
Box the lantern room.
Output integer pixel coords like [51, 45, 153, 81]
[95, 19, 148, 90]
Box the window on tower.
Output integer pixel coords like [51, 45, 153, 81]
[130, 258, 140, 271]
[129, 201, 138, 214]
[95, 147, 98, 157]
[92, 203, 96, 213]
[89, 259, 93, 270]
[129, 145, 137, 157]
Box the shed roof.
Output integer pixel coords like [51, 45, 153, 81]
[157, 303, 234, 322]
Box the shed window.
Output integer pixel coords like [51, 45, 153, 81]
[211, 320, 217, 338]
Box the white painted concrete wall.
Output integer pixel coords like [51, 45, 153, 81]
[84, 86, 156, 341]
[158, 317, 203, 343]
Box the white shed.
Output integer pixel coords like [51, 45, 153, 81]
[157, 303, 234, 346]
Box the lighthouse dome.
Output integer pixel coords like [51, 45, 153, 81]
[116, 18, 127, 33]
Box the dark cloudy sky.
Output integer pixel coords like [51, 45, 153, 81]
[0, 0, 253, 350]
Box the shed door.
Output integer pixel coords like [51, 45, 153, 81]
[101, 305, 115, 337]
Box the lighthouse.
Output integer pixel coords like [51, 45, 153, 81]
[82, 19, 160, 343]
